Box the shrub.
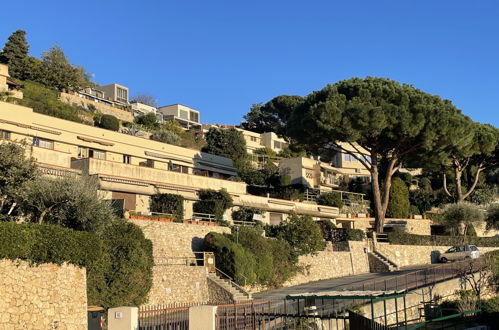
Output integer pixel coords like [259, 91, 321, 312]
[134, 112, 158, 129]
[317, 192, 343, 208]
[386, 177, 410, 218]
[409, 205, 420, 215]
[443, 202, 484, 236]
[150, 193, 184, 221]
[194, 189, 233, 221]
[387, 231, 499, 247]
[150, 129, 181, 145]
[95, 114, 120, 131]
[0, 222, 101, 267]
[232, 207, 264, 223]
[203, 232, 257, 285]
[485, 204, 499, 230]
[316, 220, 336, 241]
[268, 213, 325, 256]
[88, 221, 153, 309]
[345, 228, 365, 241]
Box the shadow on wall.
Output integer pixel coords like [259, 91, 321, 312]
[431, 250, 441, 264]
[192, 237, 204, 252]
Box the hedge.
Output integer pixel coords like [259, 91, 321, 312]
[317, 192, 343, 208]
[96, 114, 120, 131]
[150, 193, 184, 221]
[0, 222, 101, 267]
[388, 231, 499, 247]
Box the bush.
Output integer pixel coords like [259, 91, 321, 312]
[267, 213, 325, 256]
[95, 114, 120, 131]
[386, 177, 410, 218]
[443, 202, 484, 236]
[134, 112, 158, 129]
[88, 221, 153, 309]
[387, 231, 499, 247]
[15, 81, 84, 123]
[317, 192, 343, 208]
[194, 189, 233, 221]
[409, 205, 420, 215]
[150, 193, 184, 221]
[485, 204, 499, 230]
[316, 220, 336, 241]
[151, 129, 181, 145]
[232, 207, 264, 223]
[0, 222, 101, 267]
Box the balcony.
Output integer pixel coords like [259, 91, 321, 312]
[71, 157, 247, 195]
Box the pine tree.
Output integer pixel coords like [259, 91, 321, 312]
[0, 30, 29, 79]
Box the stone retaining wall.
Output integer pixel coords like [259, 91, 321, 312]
[130, 220, 230, 259]
[0, 259, 87, 329]
[146, 265, 209, 305]
[282, 241, 370, 288]
[378, 243, 499, 267]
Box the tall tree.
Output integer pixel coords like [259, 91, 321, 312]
[41, 45, 91, 92]
[0, 30, 29, 79]
[241, 95, 304, 135]
[286, 77, 459, 232]
[202, 127, 249, 168]
[439, 122, 498, 202]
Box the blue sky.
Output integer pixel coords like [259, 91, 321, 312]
[2, 0, 498, 126]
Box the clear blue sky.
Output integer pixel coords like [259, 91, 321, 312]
[2, 0, 498, 126]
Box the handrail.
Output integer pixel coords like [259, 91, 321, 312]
[192, 212, 216, 222]
[407, 309, 481, 329]
[215, 267, 252, 299]
[374, 244, 399, 267]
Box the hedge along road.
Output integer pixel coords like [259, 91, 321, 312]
[253, 261, 475, 302]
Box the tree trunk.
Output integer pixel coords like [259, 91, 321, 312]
[371, 155, 385, 232]
[455, 166, 464, 202]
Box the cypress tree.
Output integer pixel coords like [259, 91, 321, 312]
[0, 30, 29, 79]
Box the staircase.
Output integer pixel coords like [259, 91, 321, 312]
[208, 272, 252, 303]
[368, 251, 399, 272]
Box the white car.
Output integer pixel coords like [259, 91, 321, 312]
[440, 245, 480, 263]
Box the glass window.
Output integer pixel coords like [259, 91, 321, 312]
[123, 155, 131, 164]
[179, 109, 189, 120]
[89, 149, 105, 160]
[250, 136, 257, 142]
[139, 159, 154, 168]
[33, 137, 54, 149]
[274, 141, 281, 149]
[0, 130, 11, 140]
[77, 147, 88, 158]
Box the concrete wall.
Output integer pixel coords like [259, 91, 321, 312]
[282, 241, 370, 288]
[350, 218, 432, 235]
[147, 265, 209, 305]
[0, 259, 87, 329]
[378, 243, 499, 267]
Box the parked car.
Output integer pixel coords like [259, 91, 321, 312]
[440, 245, 480, 263]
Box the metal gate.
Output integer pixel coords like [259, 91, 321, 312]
[138, 304, 196, 330]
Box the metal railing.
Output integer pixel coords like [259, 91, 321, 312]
[215, 267, 252, 299]
[191, 212, 216, 222]
[138, 303, 200, 330]
[155, 251, 214, 267]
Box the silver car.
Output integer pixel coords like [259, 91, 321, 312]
[440, 245, 480, 263]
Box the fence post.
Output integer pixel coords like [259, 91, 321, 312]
[189, 305, 217, 330]
[108, 307, 138, 330]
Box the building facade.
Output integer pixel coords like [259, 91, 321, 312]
[158, 104, 201, 130]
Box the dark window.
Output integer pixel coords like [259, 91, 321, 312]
[139, 159, 154, 168]
[123, 155, 131, 164]
[0, 130, 11, 139]
[33, 137, 54, 149]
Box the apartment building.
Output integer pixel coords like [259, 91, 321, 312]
[157, 104, 201, 130]
[0, 64, 23, 99]
[98, 83, 129, 105]
[131, 101, 157, 117]
[0, 101, 341, 224]
[238, 129, 288, 155]
[331, 142, 371, 176]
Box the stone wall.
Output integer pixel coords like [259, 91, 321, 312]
[207, 279, 234, 305]
[147, 265, 209, 305]
[377, 243, 499, 267]
[349, 218, 432, 235]
[60, 91, 134, 122]
[130, 220, 230, 259]
[0, 259, 87, 329]
[282, 241, 370, 287]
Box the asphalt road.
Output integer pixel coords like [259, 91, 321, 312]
[253, 263, 444, 301]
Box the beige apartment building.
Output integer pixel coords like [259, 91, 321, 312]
[0, 64, 23, 99]
[238, 129, 288, 154]
[158, 104, 201, 130]
[0, 101, 342, 224]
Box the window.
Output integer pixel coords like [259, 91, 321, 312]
[250, 136, 258, 142]
[89, 149, 106, 160]
[116, 87, 128, 102]
[179, 109, 189, 120]
[0, 130, 11, 140]
[123, 155, 131, 164]
[77, 147, 88, 158]
[33, 137, 54, 149]
[139, 159, 154, 168]
[305, 171, 314, 179]
[189, 111, 199, 123]
[274, 141, 281, 149]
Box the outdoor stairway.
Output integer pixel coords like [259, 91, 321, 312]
[369, 250, 399, 272]
[208, 273, 253, 303]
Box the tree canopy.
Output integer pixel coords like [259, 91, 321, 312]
[0, 30, 29, 79]
[202, 127, 249, 168]
[131, 93, 158, 107]
[279, 77, 461, 231]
